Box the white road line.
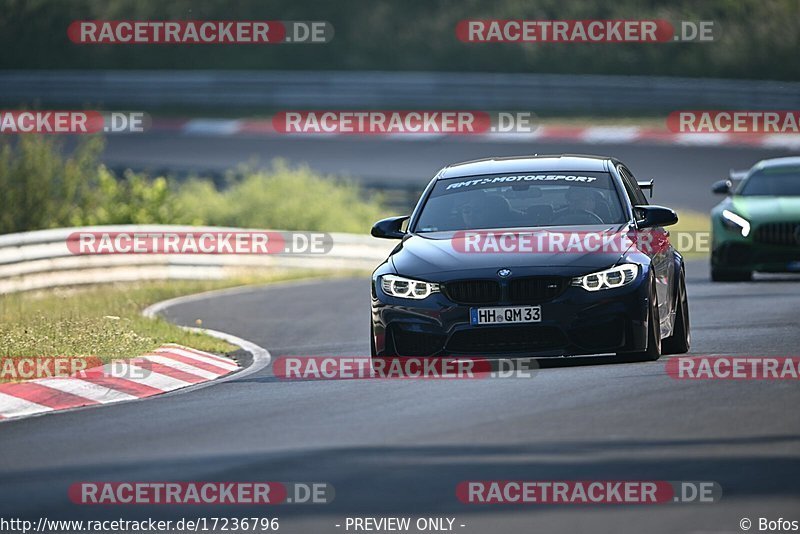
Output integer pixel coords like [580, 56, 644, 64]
[143, 283, 274, 375]
[0, 392, 53, 418]
[183, 327, 271, 378]
[140, 355, 223, 380]
[31, 378, 138, 403]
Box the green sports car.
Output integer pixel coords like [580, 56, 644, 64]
[711, 156, 800, 282]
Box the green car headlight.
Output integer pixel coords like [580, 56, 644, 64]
[721, 209, 751, 237]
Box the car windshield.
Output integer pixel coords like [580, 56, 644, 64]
[737, 166, 800, 196]
[414, 172, 626, 232]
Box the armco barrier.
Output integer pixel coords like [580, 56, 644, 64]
[2, 70, 799, 112]
[0, 225, 394, 294]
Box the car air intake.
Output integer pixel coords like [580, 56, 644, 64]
[508, 277, 568, 303]
[753, 222, 800, 246]
[443, 280, 501, 304]
[446, 326, 567, 353]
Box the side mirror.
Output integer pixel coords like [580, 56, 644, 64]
[635, 205, 678, 229]
[712, 180, 732, 195]
[371, 216, 409, 239]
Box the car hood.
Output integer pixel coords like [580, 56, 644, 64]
[390, 224, 634, 279]
[726, 196, 800, 222]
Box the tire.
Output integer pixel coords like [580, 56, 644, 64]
[369, 323, 388, 377]
[662, 273, 690, 355]
[370, 321, 377, 358]
[629, 280, 661, 362]
[711, 266, 752, 282]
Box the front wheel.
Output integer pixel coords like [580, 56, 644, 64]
[628, 280, 661, 362]
[662, 273, 690, 355]
[370, 322, 377, 357]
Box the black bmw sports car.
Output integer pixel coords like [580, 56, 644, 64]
[370, 155, 690, 362]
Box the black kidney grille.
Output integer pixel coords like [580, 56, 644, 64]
[444, 280, 501, 304]
[509, 277, 568, 303]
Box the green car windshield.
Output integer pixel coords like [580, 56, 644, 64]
[738, 166, 800, 196]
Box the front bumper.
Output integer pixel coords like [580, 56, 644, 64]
[712, 241, 800, 272]
[712, 229, 800, 273]
[371, 274, 650, 358]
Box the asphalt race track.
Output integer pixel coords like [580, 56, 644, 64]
[1, 139, 799, 533]
[98, 133, 797, 211]
[1, 260, 799, 533]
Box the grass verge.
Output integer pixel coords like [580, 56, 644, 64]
[0, 269, 364, 372]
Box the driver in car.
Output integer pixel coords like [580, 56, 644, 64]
[566, 186, 596, 213]
[552, 186, 604, 224]
[459, 194, 517, 228]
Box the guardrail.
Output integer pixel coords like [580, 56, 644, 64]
[2, 70, 799, 112]
[0, 225, 394, 294]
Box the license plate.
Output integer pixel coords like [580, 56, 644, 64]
[470, 305, 542, 325]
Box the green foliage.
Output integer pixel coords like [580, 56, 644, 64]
[174, 162, 388, 233]
[0, 135, 180, 231]
[0, 0, 797, 80]
[0, 135, 105, 231]
[0, 135, 388, 234]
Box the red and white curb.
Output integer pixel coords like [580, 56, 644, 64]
[0, 344, 239, 421]
[145, 118, 800, 150]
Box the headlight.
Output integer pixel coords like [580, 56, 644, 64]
[380, 274, 440, 299]
[721, 209, 751, 237]
[571, 264, 639, 291]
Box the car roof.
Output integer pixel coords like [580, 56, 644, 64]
[437, 155, 612, 179]
[752, 156, 800, 171]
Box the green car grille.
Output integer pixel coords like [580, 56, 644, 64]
[753, 222, 800, 246]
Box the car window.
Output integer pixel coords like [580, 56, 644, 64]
[618, 166, 648, 206]
[413, 172, 626, 232]
[738, 166, 800, 196]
